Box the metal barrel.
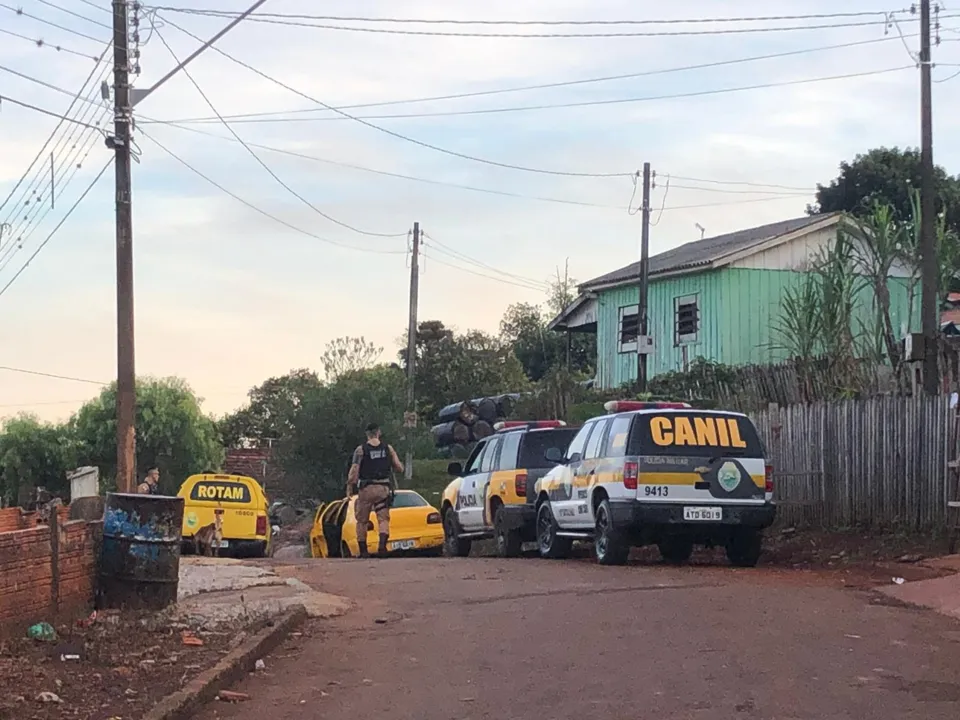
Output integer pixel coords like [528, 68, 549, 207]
[99, 493, 184, 611]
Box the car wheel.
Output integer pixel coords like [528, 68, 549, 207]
[536, 503, 572, 560]
[726, 529, 762, 568]
[594, 500, 629, 566]
[494, 506, 522, 558]
[443, 511, 471, 558]
[658, 535, 694, 565]
[340, 540, 352, 559]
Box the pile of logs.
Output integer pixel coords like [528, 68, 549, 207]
[431, 394, 520, 449]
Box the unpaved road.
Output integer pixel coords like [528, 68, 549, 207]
[198, 557, 960, 719]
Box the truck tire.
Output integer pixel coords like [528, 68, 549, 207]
[658, 535, 694, 565]
[594, 499, 629, 566]
[494, 506, 522, 558]
[443, 511, 472, 558]
[726, 529, 762, 567]
[536, 503, 572, 560]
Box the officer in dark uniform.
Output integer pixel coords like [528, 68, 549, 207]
[347, 423, 404, 557]
[137, 467, 160, 495]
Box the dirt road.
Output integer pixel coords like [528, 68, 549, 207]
[198, 557, 960, 719]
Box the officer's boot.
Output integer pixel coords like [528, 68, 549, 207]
[357, 541, 369, 559]
[377, 534, 389, 557]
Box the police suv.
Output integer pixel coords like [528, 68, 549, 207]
[440, 421, 578, 558]
[534, 401, 775, 567]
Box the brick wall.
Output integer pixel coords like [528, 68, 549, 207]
[0, 510, 102, 633]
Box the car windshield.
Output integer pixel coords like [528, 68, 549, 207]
[391, 492, 429, 508]
[519, 428, 579, 468]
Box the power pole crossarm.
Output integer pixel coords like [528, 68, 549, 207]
[405, 223, 420, 484]
[113, 0, 136, 493]
[920, 0, 940, 394]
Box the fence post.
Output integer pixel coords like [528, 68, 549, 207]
[49, 508, 60, 615]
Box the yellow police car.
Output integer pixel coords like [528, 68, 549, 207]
[534, 401, 775, 567]
[178, 473, 272, 558]
[440, 421, 578, 558]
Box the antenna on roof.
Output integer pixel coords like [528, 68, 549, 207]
[695, 223, 706, 239]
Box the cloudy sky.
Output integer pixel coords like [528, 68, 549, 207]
[1, 0, 959, 422]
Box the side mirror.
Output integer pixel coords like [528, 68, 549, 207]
[544, 447, 566, 464]
[447, 462, 463, 476]
[568, 452, 582, 464]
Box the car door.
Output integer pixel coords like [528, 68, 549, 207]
[462, 436, 501, 531]
[570, 418, 611, 528]
[456, 440, 489, 531]
[550, 421, 596, 526]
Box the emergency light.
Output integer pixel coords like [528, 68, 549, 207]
[493, 420, 567, 431]
[603, 400, 691, 414]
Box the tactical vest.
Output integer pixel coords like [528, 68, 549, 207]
[358, 442, 391, 484]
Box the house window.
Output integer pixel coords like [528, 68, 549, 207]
[675, 294, 699, 345]
[618, 304, 639, 353]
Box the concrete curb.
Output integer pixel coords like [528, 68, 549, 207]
[143, 605, 308, 720]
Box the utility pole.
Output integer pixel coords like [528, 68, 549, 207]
[920, 0, 940, 394]
[404, 223, 420, 484]
[637, 162, 651, 392]
[113, 0, 136, 493]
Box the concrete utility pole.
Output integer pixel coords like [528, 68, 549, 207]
[112, 0, 136, 493]
[637, 162, 651, 392]
[920, 0, 940, 394]
[404, 223, 420, 484]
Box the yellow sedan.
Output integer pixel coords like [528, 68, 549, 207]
[309, 490, 444, 558]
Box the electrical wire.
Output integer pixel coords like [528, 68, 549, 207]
[32, 0, 113, 30]
[148, 8, 899, 26]
[0, 93, 108, 130]
[0, 364, 106, 385]
[650, 175, 670, 227]
[421, 252, 547, 292]
[422, 232, 549, 289]
[75, 0, 111, 15]
[661, 195, 808, 212]
[151, 24, 407, 239]
[0, 62, 109, 112]
[667, 175, 812, 191]
[0, 25, 102, 59]
[0, 157, 112, 300]
[668, 184, 811, 196]
[148, 33, 914, 125]
[158, 16, 633, 179]
[140, 131, 409, 256]
[137, 66, 916, 124]
[0, 2, 106, 43]
[145, 120, 624, 209]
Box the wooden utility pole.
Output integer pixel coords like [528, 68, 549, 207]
[404, 223, 420, 484]
[637, 162, 651, 392]
[920, 0, 940, 394]
[113, 0, 136, 492]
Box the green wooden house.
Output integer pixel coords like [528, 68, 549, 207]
[550, 212, 916, 389]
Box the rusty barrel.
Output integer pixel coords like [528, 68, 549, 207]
[99, 493, 184, 611]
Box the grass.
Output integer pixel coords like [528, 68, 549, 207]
[401, 458, 453, 505]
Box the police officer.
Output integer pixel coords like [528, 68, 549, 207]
[347, 423, 404, 558]
[137, 467, 160, 495]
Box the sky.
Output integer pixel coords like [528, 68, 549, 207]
[1, 0, 959, 423]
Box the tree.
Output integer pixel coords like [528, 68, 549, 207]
[810, 147, 960, 235]
[321, 336, 383, 380]
[0, 415, 76, 506]
[72, 377, 223, 493]
[219, 369, 322, 448]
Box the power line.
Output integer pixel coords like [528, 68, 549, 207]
[149, 8, 898, 26]
[0, 93, 109, 130]
[422, 232, 549, 289]
[421, 252, 547, 292]
[0, 365, 106, 384]
[668, 175, 813, 191]
[33, 0, 113, 30]
[0, 25, 103, 59]
[75, 0, 112, 15]
[0, 2, 106, 43]
[151, 24, 407, 239]
[0, 61, 108, 112]
[661, 195, 809, 212]
[140, 131, 409, 256]
[158, 16, 633, 179]
[146, 34, 912, 125]
[0, 157, 112, 300]
[668, 184, 811, 196]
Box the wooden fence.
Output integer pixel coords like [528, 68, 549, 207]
[750, 395, 953, 531]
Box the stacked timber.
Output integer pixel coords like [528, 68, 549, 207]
[431, 394, 520, 449]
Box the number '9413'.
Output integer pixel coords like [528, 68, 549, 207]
[643, 486, 669, 497]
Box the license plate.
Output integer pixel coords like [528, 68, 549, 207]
[683, 507, 722, 521]
[389, 539, 416, 551]
[213, 540, 230, 548]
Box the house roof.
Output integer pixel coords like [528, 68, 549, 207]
[580, 213, 841, 291]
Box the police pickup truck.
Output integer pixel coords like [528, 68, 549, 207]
[440, 421, 578, 558]
[534, 401, 775, 567]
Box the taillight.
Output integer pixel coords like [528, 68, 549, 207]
[256, 515, 267, 535]
[624, 461, 638, 490]
[764, 465, 774, 494]
[515, 472, 528, 497]
[426, 512, 441, 524]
